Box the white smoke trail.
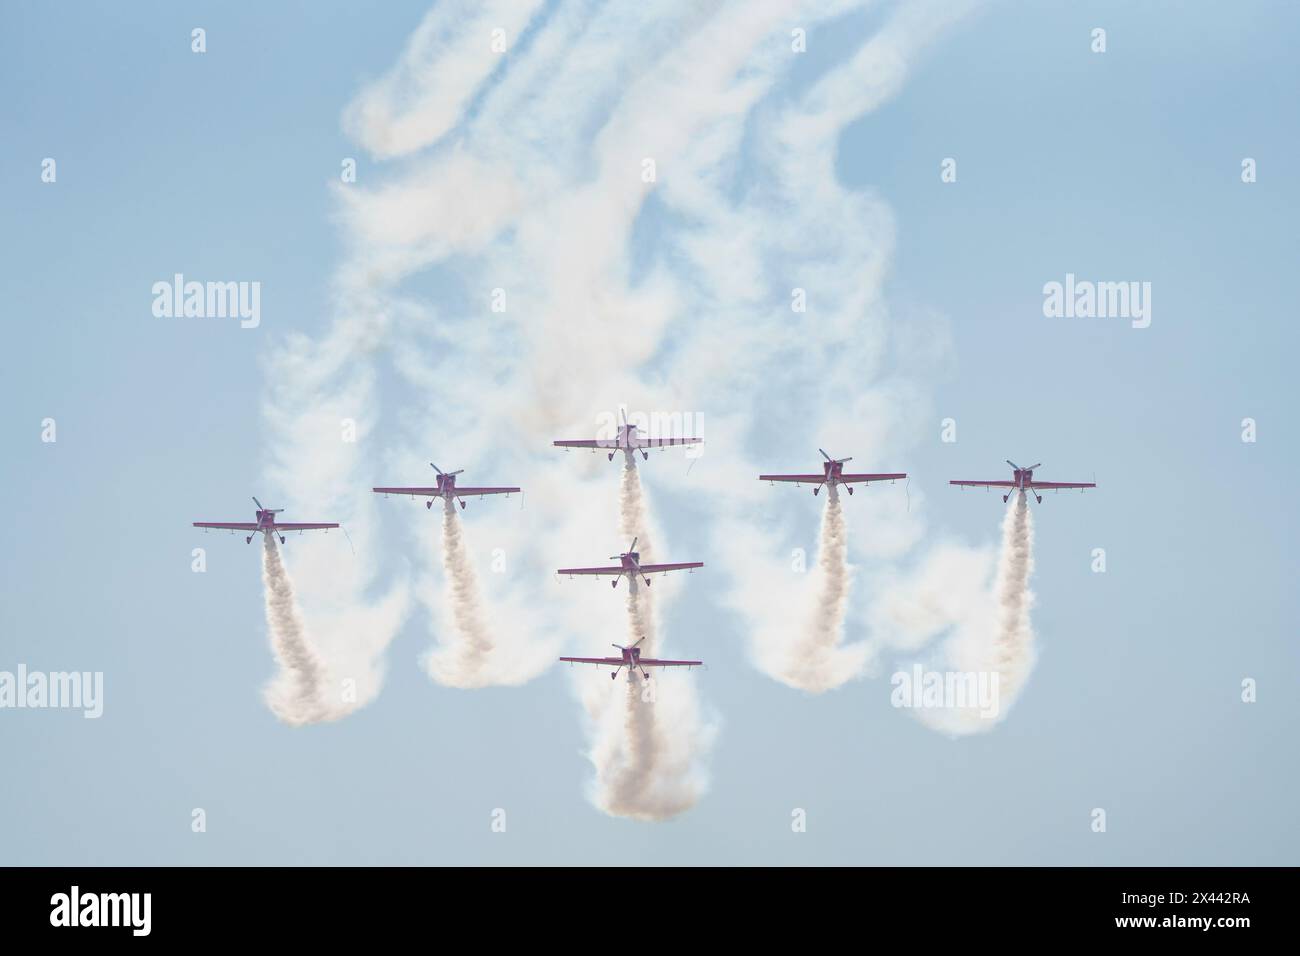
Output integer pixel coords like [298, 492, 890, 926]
[579, 452, 712, 820]
[811, 487, 849, 644]
[261, 319, 409, 714]
[774, 484, 870, 692]
[618, 451, 657, 642]
[424, 497, 498, 688]
[988, 491, 1036, 706]
[260, 534, 332, 726]
[914, 491, 1036, 735]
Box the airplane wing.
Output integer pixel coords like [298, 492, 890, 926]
[373, 486, 440, 496]
[758, 474, 826, 483]
[559, 656, 624, 666]
[553, 439, 619, 449]
[630, 436, 702, 448]
[639, 658, 703, 668]
[556, 565, 625, 577]
[636, 561, 704, 575]
[273, 522, 340, 531]
[949, 480, 1017, 488]
[451, 486, 521, 496]
[839, 472, 907, 484]
[193, 522, 260, 531]
[1027, 481, 1096, 490]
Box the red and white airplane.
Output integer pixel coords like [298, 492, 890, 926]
[560, 637, 702, 680]
[192, 497, 339, 544]
[950, 460, 1097, 503]
[556, 537, 703, 588]
[373, 463, 520, 510]
[759, 449, 907, 496]
[553, 409, 702, 461]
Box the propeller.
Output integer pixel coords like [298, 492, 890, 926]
[1006, 459, 1021, 471]
[1027, 462, 1042, 471]
[611, 536, 638, 559]
[252, 496, 283, 514]
[619, 406, 642, 436]
[430, 463, 464, 477]
[819, 448, 852, 464]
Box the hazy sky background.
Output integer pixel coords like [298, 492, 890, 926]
[2, 0, 1297, 864]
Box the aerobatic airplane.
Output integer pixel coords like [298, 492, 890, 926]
[950, 460, 1097, 503]
[560, 637, 702, 680]
[192, 497, 339, 544]
[373, 463, 520, 510]
[759, 449, 907, 496]
[556, 537, 703, 588]
[553, 409, 702, 461]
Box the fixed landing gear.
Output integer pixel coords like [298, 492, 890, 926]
[608, 451, 616, 461]
[426, 499, 434, 509]
[279, 535, 286, 544]
[641, 450, 649, 461]
[459, 499, 467, 510]
[847, 486, 854, 495]
[245, 535, 254, 544]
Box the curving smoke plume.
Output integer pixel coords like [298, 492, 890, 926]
[914, 491, 1036, 735]
[258, 0, 984, 750]
[260, 535, 332, 726]
[578, 452, 712, 820]
[424, 497, 496, 688]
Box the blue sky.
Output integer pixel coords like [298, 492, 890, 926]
[2, 0, 1297, 864]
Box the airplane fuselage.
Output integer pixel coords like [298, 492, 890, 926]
[422, 473, 466, 509]
[813, 459, 857, 495]
[608, 551, 650, 588]
[251, 509, 286, 543]
[1003, 466, 1042, 502]
[608, 424, 649, 460]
